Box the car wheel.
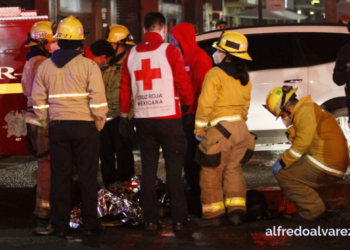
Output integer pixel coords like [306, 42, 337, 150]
[331, 108, 350, 151]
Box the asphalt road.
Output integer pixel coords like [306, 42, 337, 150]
[0, 151, 349, 250]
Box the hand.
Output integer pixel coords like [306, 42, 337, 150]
[181, 105, 190, 114]
[95, 117, 106, 131]
[272, 160, 283, 175]
[119, 116, 129, 137]
[194, 127, 206, 137]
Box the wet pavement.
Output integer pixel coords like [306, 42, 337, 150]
[0, 151, 350, 249]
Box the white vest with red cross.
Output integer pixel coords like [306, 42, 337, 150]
[127, 43, 176, 118]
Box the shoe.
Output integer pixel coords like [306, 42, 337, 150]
[83, 225, 106, 236]
[228, 210, 245, 226]
[144, 221, 165, 231]
[32, 219, 54, 236]
[173, 222, 186, 231]
[284, 213, 308, 221]
[190, 215, 223, 227]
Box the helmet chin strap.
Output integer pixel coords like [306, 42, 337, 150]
[280, 85, 293, 113]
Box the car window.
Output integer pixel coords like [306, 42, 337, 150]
[245, 33, 307, 71]
[197, 32, 307, 72]
[296, 33, 350, 66]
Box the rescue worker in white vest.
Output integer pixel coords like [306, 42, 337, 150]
[119, 12, 194, 231]
[22, 21, 58, 235]
[264, 86, 349, 221]
[32, 16, 108, 237]
[95, 25, 135, 189]
[194, 31, 255, 227]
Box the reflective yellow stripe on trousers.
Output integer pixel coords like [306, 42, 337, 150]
[202, 201, 225, 213]
[210, 115, 243, 127]
[225, 197, 246, 207]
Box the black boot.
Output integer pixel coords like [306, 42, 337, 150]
[190, 214, 223, 227]
[228, 209, 245, 226]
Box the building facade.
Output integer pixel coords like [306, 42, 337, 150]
[3, 0, 349, 46]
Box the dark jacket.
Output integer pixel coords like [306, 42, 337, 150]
[333, 42, 350, 86]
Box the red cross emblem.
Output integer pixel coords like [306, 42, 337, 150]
[134, 59, 162, 90]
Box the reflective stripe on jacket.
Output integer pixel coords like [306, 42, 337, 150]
[32, 54, 108, 126]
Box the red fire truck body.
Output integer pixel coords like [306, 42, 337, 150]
[0, 7, 48, 156]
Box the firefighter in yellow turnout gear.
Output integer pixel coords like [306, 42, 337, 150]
[21, 21, 57, 235]
[264, 86, 349, 221]
[194, 31, 256, 226]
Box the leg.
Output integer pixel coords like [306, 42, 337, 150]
[29, 124, 51, 219]
[34, 155, 51, 219]
[73, 121, 100, 230]
[181, 115, 201, 194]
[276, 156, 338, 220]
[99, 120, 117, 187]
[115, 116, 135, 181]
[49, 121, 73, 232]
[158, 119, 188, 223]
[135, 119, 160, 223]
[224, 160, 246, 214]
[222, 121, 248, 214]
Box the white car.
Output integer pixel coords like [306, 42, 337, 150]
[196, 24, 350, 150]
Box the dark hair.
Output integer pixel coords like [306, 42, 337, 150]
[58, 39, 83, 50]
[226, 54, 249, 86]
[216, 20, 227, 28]
[347, 21, 350, 33]
[90, 39, 115, 58]
[144, 12, 165, 31]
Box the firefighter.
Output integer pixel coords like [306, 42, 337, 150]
[333, 21, 350, 128]
[32, 16, 108, 237]
[264, 86, 349, 220]
[119, 12, 194, 231]
[21, 21, 57, 235]
[169, 23, 212, 216]
[97, 25, 136, 189]
[194, 31, 255, 226]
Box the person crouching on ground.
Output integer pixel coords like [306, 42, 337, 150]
[264, 86, 349, 221]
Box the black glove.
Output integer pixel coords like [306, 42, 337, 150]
[119, 116, 129, 137]
[181, 105, 190, 114]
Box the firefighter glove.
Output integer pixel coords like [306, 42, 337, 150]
[272, 160, 283, 175]
[119, 116, 129, 137]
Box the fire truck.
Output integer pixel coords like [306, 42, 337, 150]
[0, 7, 48, 156]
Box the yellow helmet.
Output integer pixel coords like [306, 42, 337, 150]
[212, 31, 252, 61]
[263, 86, 298, 118]
[107, 25, 135, 45]
[53, 16, 84, 40]
[25, 21, 57, 47]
